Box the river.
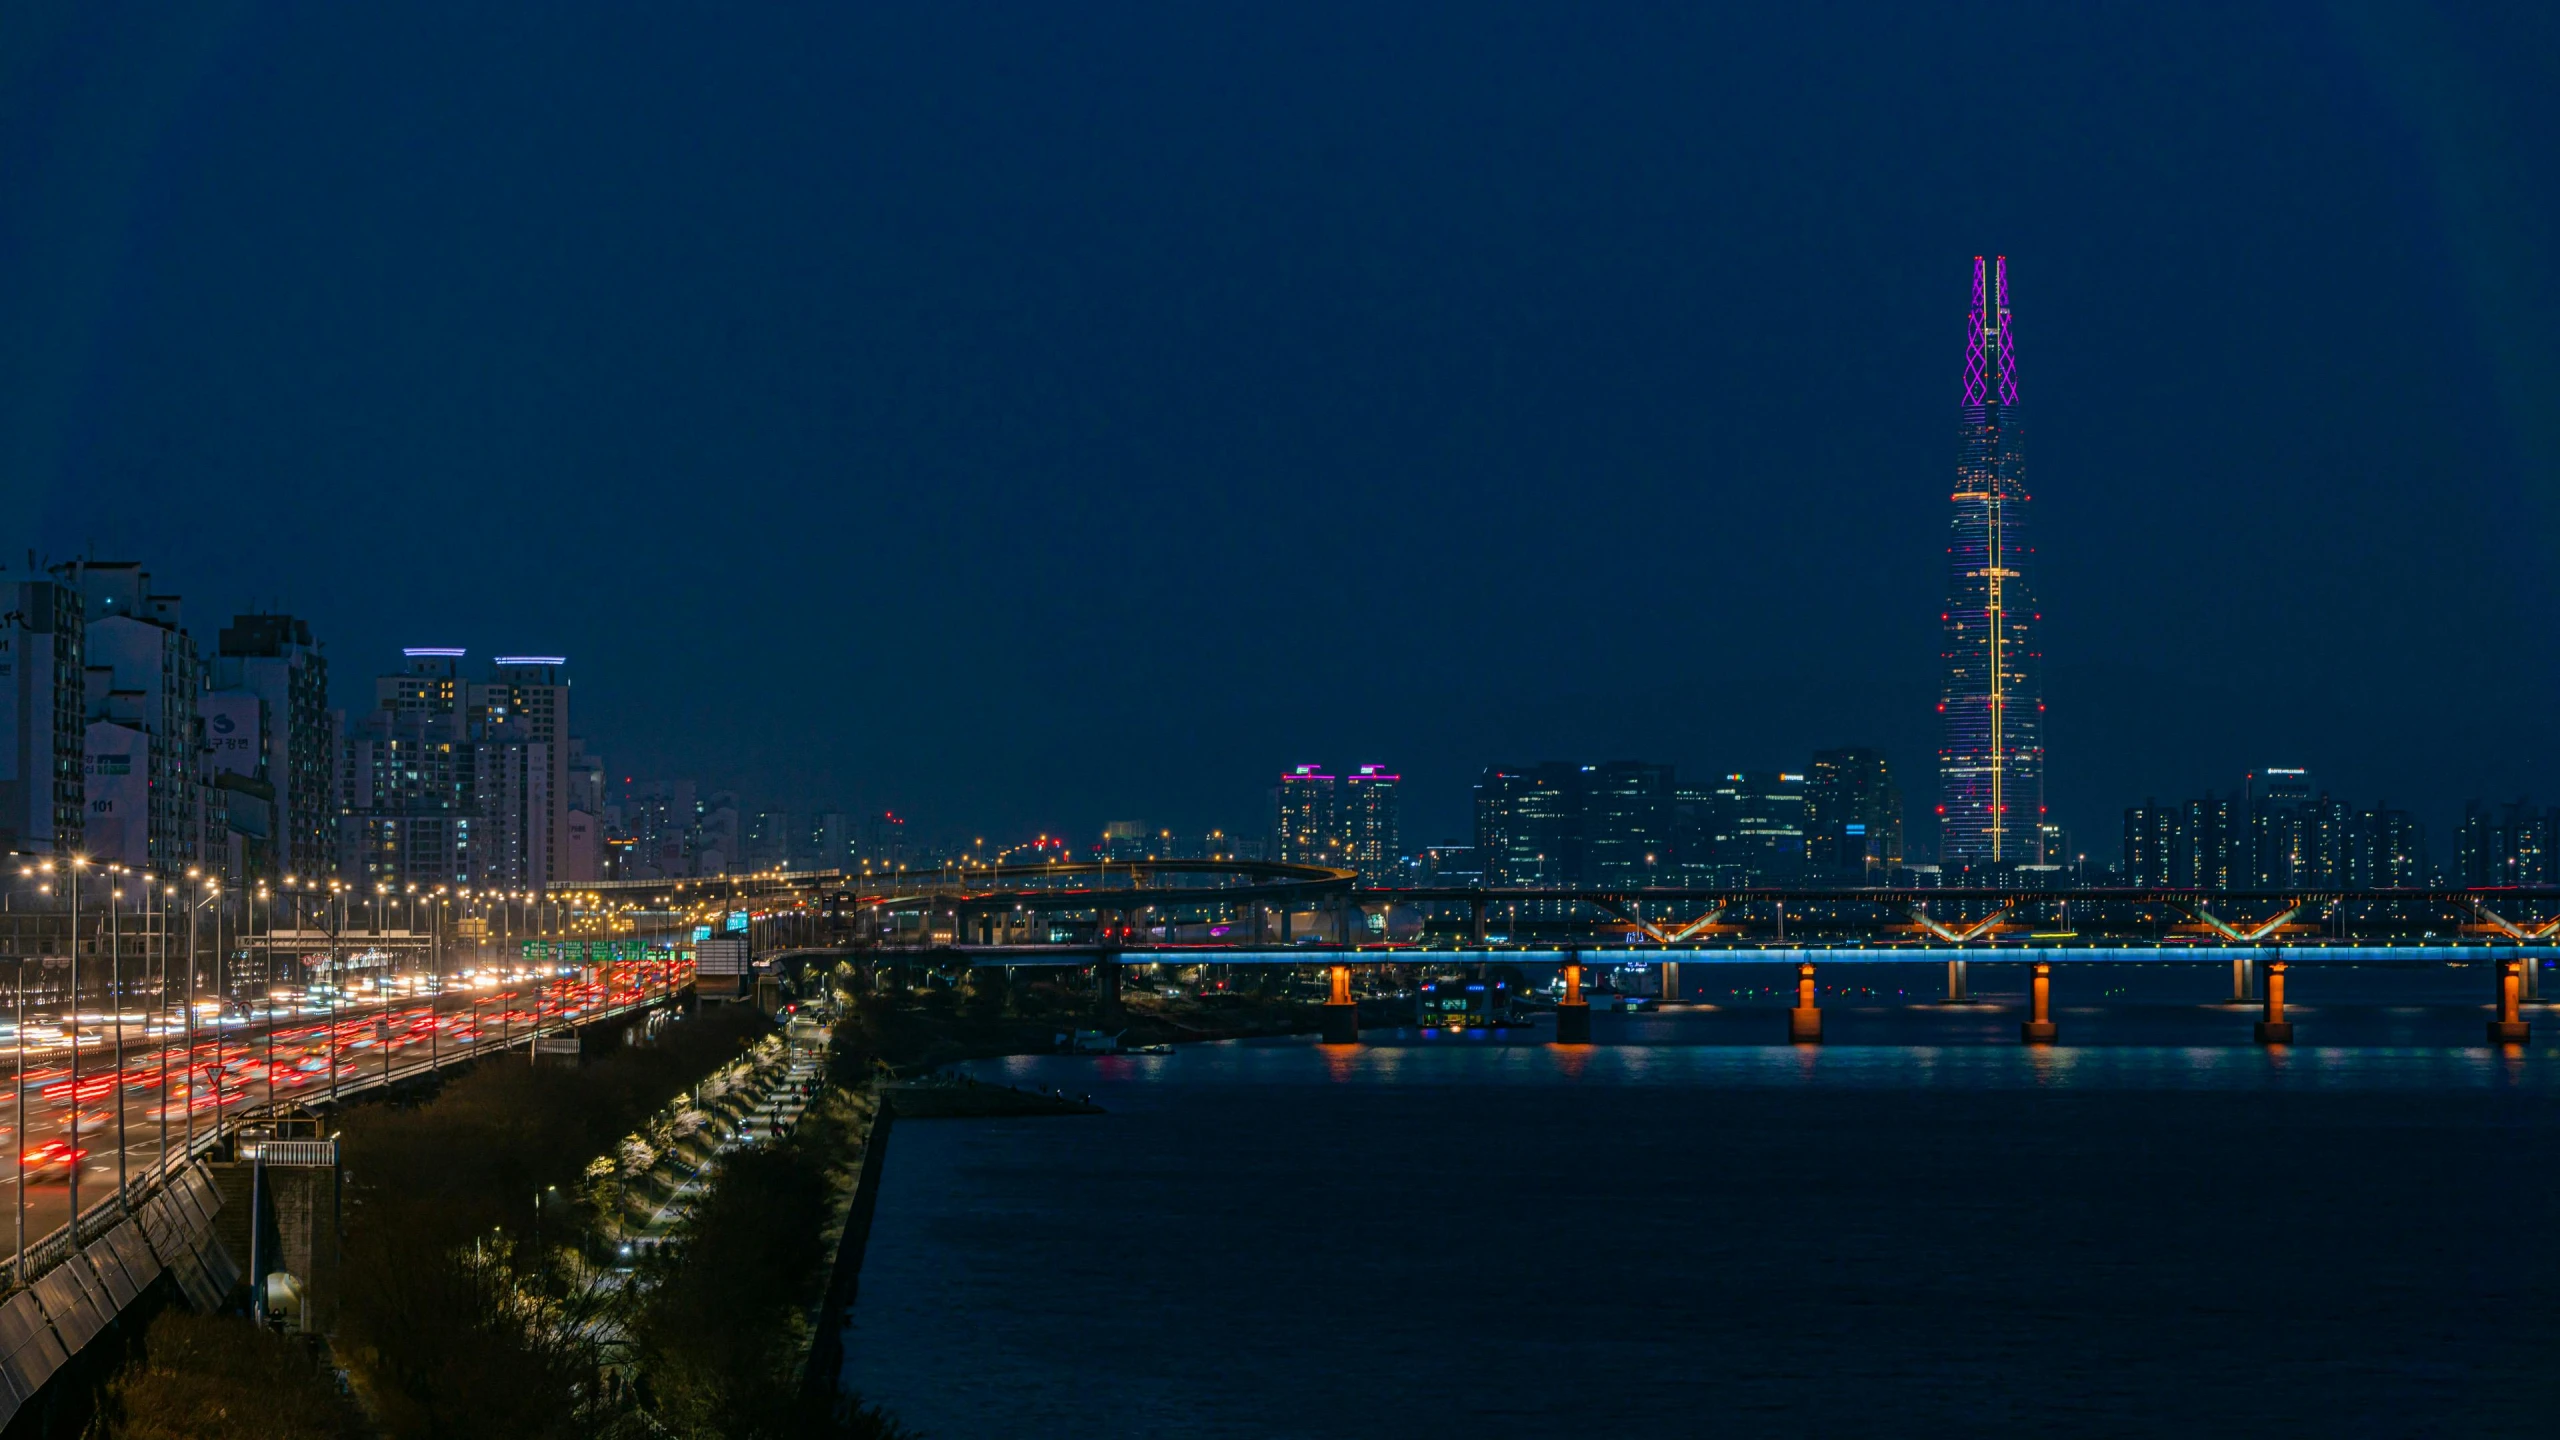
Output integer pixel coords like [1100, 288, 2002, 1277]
[841, 963, 2560, 1436]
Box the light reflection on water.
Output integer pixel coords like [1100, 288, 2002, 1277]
[992, 1032, 2556, 1093]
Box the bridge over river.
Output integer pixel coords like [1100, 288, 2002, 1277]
[640, 861, 2559, 1050]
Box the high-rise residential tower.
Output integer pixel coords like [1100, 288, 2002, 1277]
[1937, 256, 2045, 868]
[1341, 766, 1402, 885]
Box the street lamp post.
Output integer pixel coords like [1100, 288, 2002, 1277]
[14, 956, 26, 1285]
[206, 880, 225, 1144]
[110, 870, 126, 1209]
[183, 879, 198, 1158]
[155, 881, 172, 1183]
[64, 856, 83, 1233]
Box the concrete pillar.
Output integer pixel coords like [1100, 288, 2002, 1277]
[1944, 958, 1970, 1003]
[2253, 959, 2293, 1044]
[2020, 961, 2058, 1044]
[1555, 955, 1592, 1044]
[1660, 959, 1681, 1003]
[2525, 956, 2542, 1002]
[2232, 956, 2258, 1002]
[2489, 956, 2531, 1044]
[1321, 963, 1359, 1043]
[1280, 907, 1293, 946]
[1470, 898, 1487, 945]
[1096, 959, 1125, 1024]
[1788, 962, 1823, 1044]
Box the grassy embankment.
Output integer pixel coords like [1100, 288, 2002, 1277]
[88, 996, 910, 1440]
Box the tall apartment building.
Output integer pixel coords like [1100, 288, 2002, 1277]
[2182, 793, 2239, 889]
[625, 779, 697, 879]
[337, 649, 578, 889]
[2350, 805, 2428, 888]
[2134, 781, 2427, 891]
[562, 738, 605, 882]
[1275, 766, 1342, 870]
[339, 654, 472, 885]
[2123, 799, 2179, 888]
[0, 574, 85, 856]
[1341, 766, 1401, 885]
[1270, 763, 1402, 883]
[2458, 800, 2552, 887]
[809, 812, 852, 870]
[481, 657, 571, 886]
[59, 561, 204, 871]
[213, 613, 331, 879]
[746, 809, 795, 870]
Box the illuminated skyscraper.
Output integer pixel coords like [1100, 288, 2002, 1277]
[1275, 765, 1342, 869]
[1937, 256, 2045, 867]
[1342, 766, 1402, 885]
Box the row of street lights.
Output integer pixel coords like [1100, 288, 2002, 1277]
[2, 858, 680, 1283]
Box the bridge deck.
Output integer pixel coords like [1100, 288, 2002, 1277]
[938, 944, 2560, 966]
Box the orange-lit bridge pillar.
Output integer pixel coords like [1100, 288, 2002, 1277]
[1321, 963, 1359, 1044]
[2020, 961, 2058, 1044]
[1787, 962, 1822, 1044]
[1555, 954, 1592, 1044]
[2488, 956, 2531, 1044]
[2253, 959, 2293, 1044]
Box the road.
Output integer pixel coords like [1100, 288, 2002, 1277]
[0, 959, 687, 1266]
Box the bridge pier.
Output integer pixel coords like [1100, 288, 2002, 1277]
[2525, 956, 2542, 1002]
[2488, 956, 2531, 1044]
[1321, 964, 1360, 1043]
[1554, 954, 1592, 1044]
[1661, 959, 1681, 1003]
[2232, 956, 2258, 1003]
[1096, 959, 1125, 1024]
[2253, 959, 2293, 1044]
[1788, 962, 1822, 1044]
[1470, 898, 1487, 945]
[2020, 961, 2058, 1043]
[1944, 959, 1969, 1004]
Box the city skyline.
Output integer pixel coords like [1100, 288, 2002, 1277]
[7, 7, 2558, 854]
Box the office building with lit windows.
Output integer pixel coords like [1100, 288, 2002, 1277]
[1710, 771, 1807, 886]
[1937, 256, 2046, 869]
[1475, 762, 1678, 890]
[1807, 748, 1903, 883]
[336, 648, 577, 889]
[1342, 765, 1401, 885]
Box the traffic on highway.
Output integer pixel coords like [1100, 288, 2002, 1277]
[0, 956, 690, 1267]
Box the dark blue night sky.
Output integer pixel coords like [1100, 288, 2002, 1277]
[4, 4, 2555, 849]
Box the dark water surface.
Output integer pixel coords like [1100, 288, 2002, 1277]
[842, 967, 2560, 1437]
